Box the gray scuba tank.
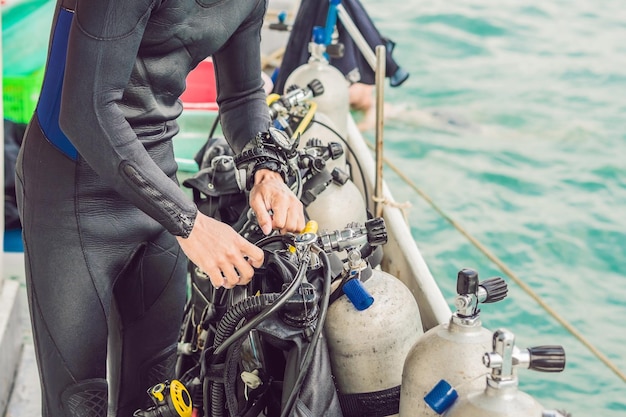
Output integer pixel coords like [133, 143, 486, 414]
[298, 136, 367, 234]
[285, 32, 350, 139]
[427, 328, 567, 417]
[299, 112, 347, 172]
[320, 220, 423, 417]
[399, 268, 508, 417]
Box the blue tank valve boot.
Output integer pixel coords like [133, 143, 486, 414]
[342, 274, 374, 311]
[423, 379, 458, 415]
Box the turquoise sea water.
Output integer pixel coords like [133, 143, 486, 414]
[360, 0, 626, 415]
[3, 0, 625, 415]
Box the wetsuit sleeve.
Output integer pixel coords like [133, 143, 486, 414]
[58, 0, 197, 237]
[212, 0, 272, 154]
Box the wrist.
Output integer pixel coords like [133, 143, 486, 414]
[254, 168, 284, 185]
[177, 208, 198, 239]
[233, 128, 294, 190]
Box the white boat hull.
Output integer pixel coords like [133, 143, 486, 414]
[343, 115, 451, 330]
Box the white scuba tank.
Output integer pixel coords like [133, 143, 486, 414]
[270, 79, 348, 172]
[436, 328, 567, 417]
[399, 269, 508, 417]
[299, 112, 347, 172]
[320, 220, 423, 417]
[303, 168, 367, 233]
[298, 133, 367, 234]
[267, 80, 366, 234]
[284, 38, 350, 139]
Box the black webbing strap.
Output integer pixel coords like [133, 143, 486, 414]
[338, 385, 401, 417]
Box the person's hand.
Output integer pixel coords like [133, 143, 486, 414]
[176, 212, 264, 289]
[249, 169, 305, 235]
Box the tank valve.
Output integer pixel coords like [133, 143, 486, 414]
[424, 328, 566, 415]
[454, 268, 508, 320]
[268, 11, 290, 31]
[271, 79, 325, 117]
[298, 140, 344, 174]
[318, 218, 388, 253]
[364, 217, 388, 246]
[483, 328, 566, 387]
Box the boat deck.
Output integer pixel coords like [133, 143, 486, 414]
[4, 345, 40, 417]
[1, 252, 41, 417]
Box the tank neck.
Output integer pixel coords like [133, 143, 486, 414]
[308, 42, 329, 64]
[449, 312, 482, 330]
[485, 372, 519, 398]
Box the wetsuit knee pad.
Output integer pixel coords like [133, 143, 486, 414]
[117, 344, 178, 413]
[114, 344, 180, 415]
[61, 378, 108, 417]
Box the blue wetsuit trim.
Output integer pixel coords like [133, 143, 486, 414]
[36, 7, 78, 160]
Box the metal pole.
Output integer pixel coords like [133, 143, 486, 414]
[374, 45, 385, 218]
[336, 4, 377, 71]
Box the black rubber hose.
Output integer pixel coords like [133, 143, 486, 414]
[213, 293, 279, 351]
[209, 293, 280, 417]
[213, 257, 308, 358]
[209, 250, 309, 417]
[207, 235, 309, 417]
[280, 247, 332, 417]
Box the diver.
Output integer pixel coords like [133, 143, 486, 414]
[15, 0, 305, 416]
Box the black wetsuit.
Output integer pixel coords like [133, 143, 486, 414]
[15, 0, 270, 415]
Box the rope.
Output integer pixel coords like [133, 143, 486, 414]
[371, 195, 412, 222]
[371, 143, 626, 384]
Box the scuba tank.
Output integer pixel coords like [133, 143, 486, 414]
[299, 138, 367, 233]
[430, 328, 567, 417]
[299, 111, 347, 172]
[266, 76, 367, 234]
[304, 167, 367, 233]
[267, 78, 347, 172]
[321, 219, 423, 417]
[284, 26, 351, 139]
[399, 268, 508, 417]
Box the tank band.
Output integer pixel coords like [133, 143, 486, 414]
[338, 385, 400, 417]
